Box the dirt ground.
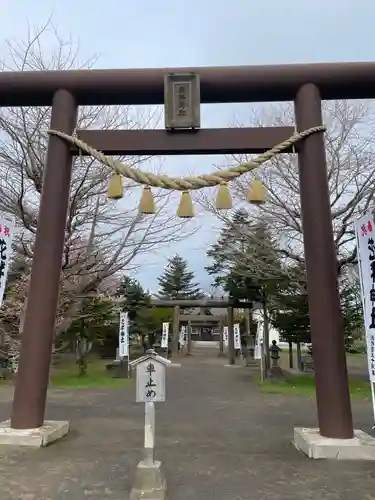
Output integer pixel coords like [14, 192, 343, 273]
[0, 348, 375, 499]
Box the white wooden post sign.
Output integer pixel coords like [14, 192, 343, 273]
[233, 323, 241, 350]
[223, 326, 229, 347]
[161, 322, 169, 349]
[130, 350, 171, 464]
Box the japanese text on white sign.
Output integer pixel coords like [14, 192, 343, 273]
[234, 323, 241, 350]
[0, 216, 14, 308]
[161, 322, 169, 349]
[223, 326, 229, 347]
[119, 312, 129, 357]
[355, 213, 375, 382]
[136, 359, 166, 403]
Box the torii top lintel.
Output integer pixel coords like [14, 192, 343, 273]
[2, 61, 375, 107]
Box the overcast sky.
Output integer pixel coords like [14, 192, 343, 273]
[1, 0, 375, 292]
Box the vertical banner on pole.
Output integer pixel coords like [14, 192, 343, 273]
[179, 325, 186, 347]
[119, 312, 129, 358]
[161, 322, 169, 349]
[254, 321, 263, 360]
[354, 212, 375, 424]
[233, 323, 241, 350]
[260, 341, 265, 383]
[223, 326, 229, 347]
[0, 216, 15, 308]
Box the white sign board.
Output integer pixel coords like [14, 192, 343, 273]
[161, 322, 169, 349]
[179, 325, 186, 346]
[355, 213, 375, 382]
[135, 357, 166, 403]
[119, 312, 129, 357]
[0, 216, 15, 308]
[223, 326, 229, 347]
[234, 323, 241, 350]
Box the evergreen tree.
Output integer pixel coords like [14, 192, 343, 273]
[271, 286, 311, 345]
[116, 275, 154, 340]
[63, 294, 118, 376]
[157, 255, 204, 300]
[340, 283, 364, 352]
[206, 209, 287, 302]
[270, 267, 363, 355]
[117, 276, 150, 321]
[117, 275, 177, 344]
[206, 210, 291, 372]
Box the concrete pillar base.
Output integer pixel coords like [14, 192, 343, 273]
[293, 427, 375, 460]
[129, 460, 167, 500]
[0, 420, 69, 447]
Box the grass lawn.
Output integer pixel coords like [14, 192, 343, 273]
[50, 358, 132, 389]
[257, 374, 372, 400]
[279, 350, 367, 372]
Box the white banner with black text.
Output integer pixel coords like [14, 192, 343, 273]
[161, 322, 169, 349]
[0, 215, 15, 308]
[355, 213, 375, 382]
[119, 312, 129, 357]
[355, 212, 375, 426]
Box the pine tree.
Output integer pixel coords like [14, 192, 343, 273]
[117, 276, 150, 320]
[206, 210, 286, 301]
[206, 210, 290, 373]
[271, 283, 311, 345]
[116, 275, 153, 338]
[157, 255, 204, 300]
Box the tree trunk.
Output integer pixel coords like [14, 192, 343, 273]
[187, 321, 192, 355]
[244, 309, 253, 361]
[172, 305, 180, 355]
[288, 341, 294, 369]
[296, 342, 303, 371]
[76, 318, 88, 377]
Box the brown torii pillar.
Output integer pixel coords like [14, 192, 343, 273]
[11, 90, 77, 429]
[294, 83, 353, 439]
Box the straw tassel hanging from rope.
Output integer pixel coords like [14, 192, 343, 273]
[177, 191, 195, 218]
[215, 182, 233, 210]
[139, 186, 156, 214]
[48, 125, 326, 218]
[107, 173, 123, 199]
[247, 177, 267, 205]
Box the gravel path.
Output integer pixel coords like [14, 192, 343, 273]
[0, 352, 375, 499]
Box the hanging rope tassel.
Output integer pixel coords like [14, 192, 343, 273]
[177, 191, 194, 218]
[247, 178, 267, 205]
[215, 182, 232, 210]
[139, 186, 156, 214]
[48, 126, 326, 213]
[107, 173, 124, 199]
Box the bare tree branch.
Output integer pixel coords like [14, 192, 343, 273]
[200, 100, 375, 278]
[0, 19, 196, 338]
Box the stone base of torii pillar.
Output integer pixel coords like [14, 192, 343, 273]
[0, 419, 69, 447]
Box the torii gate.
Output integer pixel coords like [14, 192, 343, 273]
[5, 62, 370, 443]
